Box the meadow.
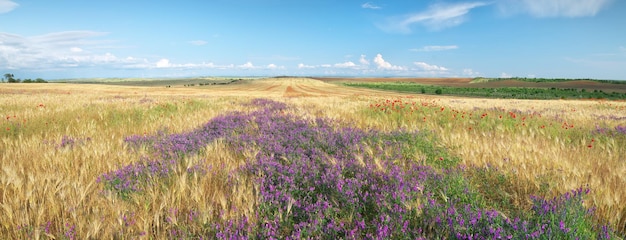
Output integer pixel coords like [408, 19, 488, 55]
[1, 78, 625, 239]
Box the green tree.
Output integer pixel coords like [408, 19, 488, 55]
[3, 73, 14, 83]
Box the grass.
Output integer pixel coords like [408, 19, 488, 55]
[1, 79, 625, 238]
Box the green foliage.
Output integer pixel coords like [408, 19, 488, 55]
[2, 73, 47, 83]
[472, 77, 626, 84]
[365, 130, 460, 169]
[345, 82, 626, 100]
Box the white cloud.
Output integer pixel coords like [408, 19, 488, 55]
[380, 2, 489, 33]
[463, 68, 481, 77]
[151, 59, 226, 69]
[359, 54, 370, 65]
[156, 59, 171, 68]
[265, 63, 285, 70]
[414, 62, 448, 71]
[0, 31, 150, 70]
[374, 54, 405, 70]
[334, 61, 357, 68]
[500, 72, 512, 78]
[499, 0, 612, 17]
[189, 40, 208, 46]
[0, 30, 279, 74]
[362, 2, 381, 9]
[620, 46, 626, 52]
[0, 0, 18, 14]
[411, 45, 458, 52]
[238, 62, 255, 69]
[298, 63, 316, 69]
[95, 52, 116, 62]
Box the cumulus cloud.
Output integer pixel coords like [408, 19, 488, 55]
[189, 40, 208, 46]
[500, 72, 512, 78]
[238, 62, 255, 69]
[334, 61, 357, 68]
[499, 0, 612, 17]
[414, 62, 448, 71]
[156, 59, 171, 68]
[151, 59, 224, 69]
[380, 2, 489, 33]
[298, 63, 316, 69]
[0, 0, 18, 14]
[265, 64, 285, 70]
[411, 45, 458, 52]
[359, 54, 370, 65]
[374, 54, 405, 70]
[463, 68, 481, 77]
[362, 2, 381, 9]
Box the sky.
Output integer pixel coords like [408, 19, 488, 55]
[1, 0, 625, 80]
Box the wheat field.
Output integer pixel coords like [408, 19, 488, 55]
[1, 78, 624, 238]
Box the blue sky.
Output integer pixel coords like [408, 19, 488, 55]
[1, 0, 625, 80]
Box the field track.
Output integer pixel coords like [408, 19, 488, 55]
[187, 77, 415, 97]
[0, 78, 411, 97]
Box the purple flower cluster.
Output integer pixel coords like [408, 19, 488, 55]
[593, 114, 626, 121]
[418, 186, 612, 239]
[98, 112, 251, 195]
[592, 124, 626, 136]
[98, 98, 618, 238]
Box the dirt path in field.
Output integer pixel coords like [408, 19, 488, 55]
[0, 78, 430, 98]
[190, 77, 404, 97]
[0, 78, 391, 97]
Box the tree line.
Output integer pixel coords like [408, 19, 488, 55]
[2, 73, 48, 83]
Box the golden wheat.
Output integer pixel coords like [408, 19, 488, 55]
[1, 79, 624, 238]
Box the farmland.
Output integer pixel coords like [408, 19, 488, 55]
[1, 77, 625, 239]
[320, 77, 626, 100]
